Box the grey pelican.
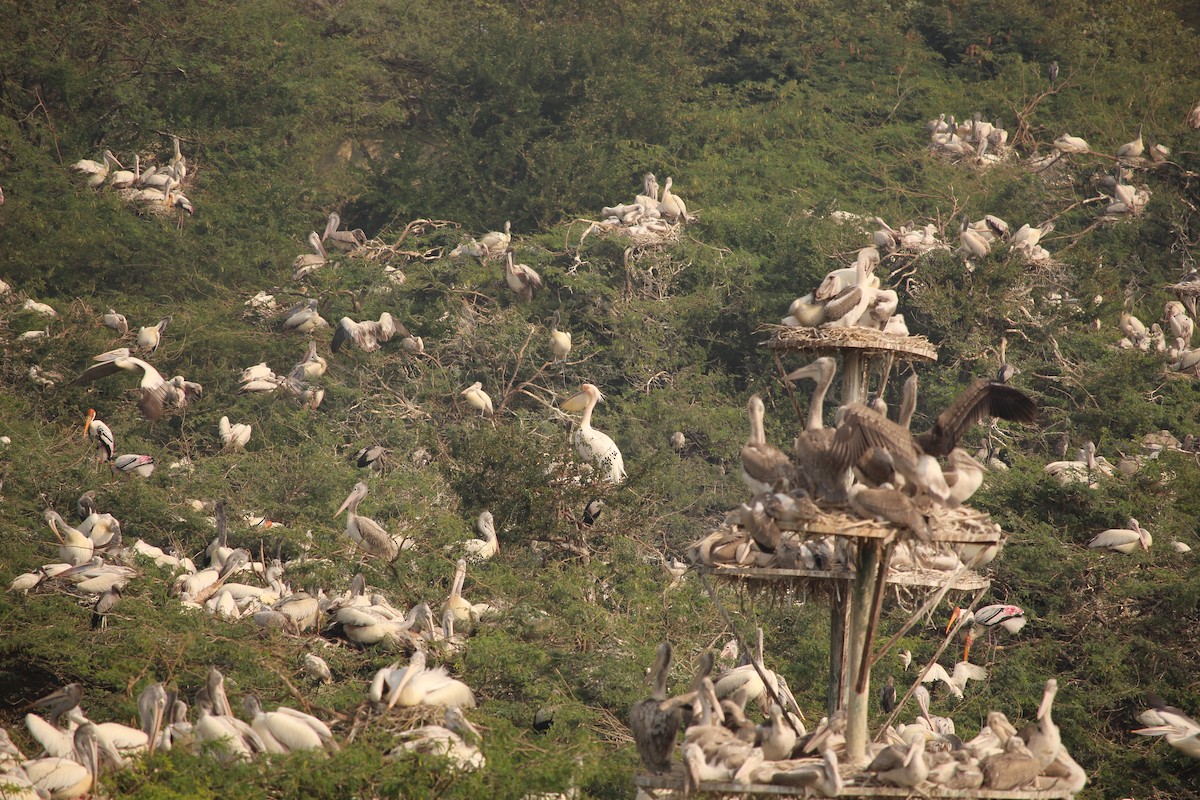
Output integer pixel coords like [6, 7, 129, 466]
[630, 641, 685, 773]
[331, 312, 399, 353]
[659, 177, 688, 222]
[102, 309, 128, 334]
[1116, 126, 1144, 159]
[321, 212, 366, 252]
[136, 315, 172, 354]
[218, 416, 251, 451]
[282, 299, 328, 333]
[384, 650, 477, 709]
[243, 696, 338, 754]
[504, 251, 542, 301]
[289, 340, 327, 379]
[947, 604, 1026, 662]
[74, 350, 172, 420]
[464, 511, 499, 561]
[193, 699, 265, 762]
[138, 683, 168, 755]
[784, 357, 843, 499]
[292, 232, 327, 278]
[334, 482, 402, 563]
[867, 733, 928, 787]
[549, 310, 572, 363]
[461, 381, 494, 416]
[45, 510, 93, 566]
[388, 707, 485, 771]
[636, 172, 660, 216]
[83, 409, 115, 463]
[740, 394, 795, 495]
[759, 703, 797, 760]
[561, 383, 626, 483]
[442, 558, 472, 623]
[983, 735, 1040, 789]
[1018, 678, 1061, 769]
[960, 215, 991, 258]
[1088, 518, 1152, 553]
[23, 723, 101, 799]
[1134, 695, 1200, 758]
[477, 221, 511, 258]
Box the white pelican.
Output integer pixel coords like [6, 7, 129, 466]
[740, 394, 795, 495]
[113, 454, 155, 478]
[464, 511, 499, 560]
[503, 251, 542, 302]
[388, 706, 485, 771]
[289, 340, 327, 379]
[948, 604, 1026, 662]
[331, 312, 398, 353]
[659, 176, 689, 222]
[1088, 517, 1151, 553]
[75, 349, 171, 420]
[72, 150, 122, 189]
[243, 696, 337, 754]
[82, 409, 114, 464]
[23, 299, 57, 317]
[282, 299, 328, 333]
[921, 661, 988, 698]
[561, 383, 625, 483]
[102, 309, 128, 334]
[45, 510, 93, 566]
[385, 650, 477, 709]
[321, 212, 366, 252]
[477, 221, 511, 258]
[1116, 126, 1144, 159]
[334, 482, 404, 563]
[304, 653, 333, 684]
[292, 232, 327, 279]
[218, 416, 252, 452]
[1053, 134, 1090, 153]
[1134, 696, 1200, 759]
[135, 315, 171, 354]
[23, 723, 101, 799]
[461, 381, 494, 417]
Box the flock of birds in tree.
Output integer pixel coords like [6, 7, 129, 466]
[69, 136, 195, 220]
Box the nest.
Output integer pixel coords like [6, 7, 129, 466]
[762, 325, 937, 362]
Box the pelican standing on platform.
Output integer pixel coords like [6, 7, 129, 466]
[740, 394, 796, 495]
[561, 383, 626, 483]
[630, 641, 686, 773]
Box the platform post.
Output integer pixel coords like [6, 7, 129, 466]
[844, 538, 882, 766]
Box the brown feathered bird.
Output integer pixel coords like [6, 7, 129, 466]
[630, 642, 685, 774]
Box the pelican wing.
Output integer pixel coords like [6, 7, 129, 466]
[74, 359, 125, 385]
[1088, 529, 1140, 550]
[849, 485, 930, 538]
[829, 404, 920, 474]
[331, 318, 355, 353]
[915, 380, 1037, 457]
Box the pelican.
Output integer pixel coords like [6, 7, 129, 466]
[561, 383, 625, 483]
[45, 510, 94, 566]
[82, 409, 115, 464]
[983, 735, 1040, 790]
[1088, 517, 1152, 553]
[1018, 679, 1061, 769]
[960, 215, 991, 258]
[1010, 221, 1054, 253]
[389, 706, 485, 771]
[73, 150, 122, 189]
[240, 363, 275, 384]
[740, 394, 795, 495]
[352, 444, 387, 472]
[293, 232, 327, 278]
[549, 310, 572, 363]
[867, 733, 928, 787]
[943, 448, 987, 507]
[304, 653, 333, 684]
[504, 251, 542, 301]
[75, 350, 172, 420]
[193, 699, 265, 762]
[23, 299, 57, 317]
[321, 212, 366, 252]
[136, 315, 172, 354]
[218, 416, 252, 452]
[334, 482, 403, 563]
[948, 604, 1026, 662]
[1053, 134, 1090, 153]
[821, 254, 878, 328]
[1134, 696, 1200, 759]
[23, 723, 101, 799]
[282, 299, 328, 333]
[108, 154, 139, 189]
[1116, 126, 1144, 159]
[101, 309, 128, 335]
[921, 661, 988, 698]
[460, 381, 494, 416]
[1044, 441, 1112, 486]
[630, 642, 687, 773]
[443, 558, 472, 623]
[847, 482, 931, 538]
[464, 511, 499, 561]
[385, 650, 477, 709]
[243, 696, 337, 754]
[289, 340, 327, 379]
[634, 172, 660, 216]
[659, 177, 688, 222]
[332, 312, 398, 353]
[478, 221, 511, 258]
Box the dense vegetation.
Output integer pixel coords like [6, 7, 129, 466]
[1, 0, 1199, 797]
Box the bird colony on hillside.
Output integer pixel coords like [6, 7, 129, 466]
[70, 136, 195, 218]
[586, 172, 693, 245]
[631, 640, 1085, 795]
[925, 113, 1013, 164]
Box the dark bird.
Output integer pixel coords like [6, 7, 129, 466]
[880, 675, 897, 713]
[92, 586, 121, 629]
[630, 641, 686, 774]
[352, 444, 388, 473]
[1048, 61, 1059, 84]
[582, 499, 604, 526]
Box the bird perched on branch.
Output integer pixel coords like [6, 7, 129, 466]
[504, 251, 542, 302]
[332, 312, 400, 353]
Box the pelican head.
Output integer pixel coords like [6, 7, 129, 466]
[784, 357, 836, 385]
[386, 650, 428, 709]
[334, 482, 369, 518]
[561, 383, 601, 413]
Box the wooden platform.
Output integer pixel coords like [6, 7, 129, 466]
[634, 773, 1075, 799]
[693, 564, 991, 592]
[762, 325, 937, 362]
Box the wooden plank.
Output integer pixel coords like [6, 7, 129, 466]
[632, 774, 1076, 799]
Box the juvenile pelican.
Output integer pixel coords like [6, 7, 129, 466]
[630, 642, 686, 773]
[561, 383, 625, 483]
[243, 696, 338, 754]
[442, 559, 472, 623]
[960, 215, 991, 258]
[23, 723, 101, 799]
[102, 309, 129, 334]
[477, 221, 511, 258]
[1053, 134, 1090, 153]
[659, 176, 689, 222]
[948, 604, 1026, 662]
[549, 310, 572, 363]
[1134, 696, 1200, 758]
[334, 482, 402, 563]
[504, 251, 542, 302]
[388, 707, 485, 771]
[321, 212, 366, 252]
[463, 511, 499, 561]
[45, 510, 94, 566]
[218, 416, 252, 452]
[292, 232, 327, 278]
[740, 394, 795, 495]
[461, 381, 494, 417]
[73, 150, 122, 189]
[332, 312, 398, 353]
[289, 340, 327, 379]
[136, 315, 172, 354]
[1088, 518, 1152, 553]
[282, 299, 328, 333]
[1018, 678, 1062, 769]
[83, 409, 115, 464]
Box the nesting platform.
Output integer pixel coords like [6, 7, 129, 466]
[633, 774, 1075, 799]
[762, 325, 937, 362]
